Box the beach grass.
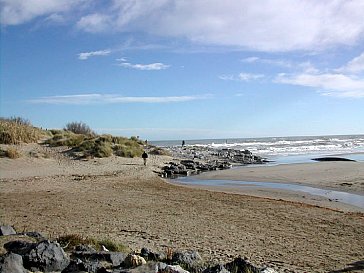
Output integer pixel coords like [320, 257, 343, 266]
[0, 118, 50, 144]
[57, 234, 129, 252]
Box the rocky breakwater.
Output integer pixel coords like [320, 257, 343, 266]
[161, 146, 266, 178]
[0, 225, 277, 273]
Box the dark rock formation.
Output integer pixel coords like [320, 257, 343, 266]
[160, 147, 265, 178]
[25, 240, 70, 272]
[4, 240, 37, 255]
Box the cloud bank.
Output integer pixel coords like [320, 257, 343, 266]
[27, 93, 209, 104]
[2, 0, 364, 52]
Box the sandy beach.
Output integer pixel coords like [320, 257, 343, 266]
[1, 143, 364, 273]
[185, 161, 364, 212]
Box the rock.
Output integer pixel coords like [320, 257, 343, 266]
[21, 231, 46, 241]
[62, 258, 88, 273]
[0, 225, 16, 236]
[140, 247, 166, 261]
[115, 261, 159, 273]
[203, 264, 230, 273]
[75, 244, 97, 252]
[124, 254, 146, 268]
[172, 250, 202, 270]
[71, 251, 126, 267]
[0, 253, 27, 273]
[25, 240, 70, 272]
[223, 257, 259, 273]
[4, 240, 36, 255]
[161, 264, 190, 273]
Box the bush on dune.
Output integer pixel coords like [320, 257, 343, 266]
[64, 121, 95, 136]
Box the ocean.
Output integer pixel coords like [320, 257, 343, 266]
[151, 134, 364, 163]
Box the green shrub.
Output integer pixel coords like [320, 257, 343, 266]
[114, 144, 143, 158]
[91, 141, 113, 158]
[45, 131, 86, 148]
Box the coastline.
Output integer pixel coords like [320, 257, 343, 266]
[172, 161, 364, 212]
[1, 143, 364, 272]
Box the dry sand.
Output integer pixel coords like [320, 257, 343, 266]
[1, 143, 364, 273]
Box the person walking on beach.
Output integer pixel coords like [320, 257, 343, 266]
[142, 151, 148, 166]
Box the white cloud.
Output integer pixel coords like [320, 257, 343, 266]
[274, 52, 364, 98]
[0, 0, 85, 25]
[275, 73, 364, 98]
[117, 62, 170, 70]
[78, 49, 111, 60]
[219, 73, 264, 82]
[75, 0, 364, 52]
[238, 73, 264, 81]
[76, 13, 111, 33]
[337, 52, 364, 74]
[27, 93, 209, 104]
[241, 56, 292, 68]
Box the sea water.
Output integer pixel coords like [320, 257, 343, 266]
[151, 134, 364, 163]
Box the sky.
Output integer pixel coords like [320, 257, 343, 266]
[1, 0, 364, 140]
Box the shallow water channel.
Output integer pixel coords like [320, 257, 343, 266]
[175, 177, 364, 209]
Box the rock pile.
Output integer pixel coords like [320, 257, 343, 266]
[0, 225, 277, 273]
[161, 146, 266, 178]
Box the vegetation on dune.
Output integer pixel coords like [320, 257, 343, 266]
[57, 234, 129, 252]
[46, 123, 145, 158]
[64, 121, 95, 135]
[0, 117, 49, 144]
[0, 147, 21, 159]
[0, 119, 168, 159]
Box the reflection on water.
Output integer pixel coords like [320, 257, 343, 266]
[176, 177, 364, 209]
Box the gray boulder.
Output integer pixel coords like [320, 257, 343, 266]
[0, 253, 27, 273]
[172, 250, 202, 270]
[0, 225, 16, 236]
[25, 240, 70, 272]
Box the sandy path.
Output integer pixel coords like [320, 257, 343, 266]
[1, 144, 364, 273]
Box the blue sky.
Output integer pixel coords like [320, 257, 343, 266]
[1, 0, 364, 140]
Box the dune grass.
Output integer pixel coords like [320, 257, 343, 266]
[57, 234, 129, 252]
[0, 118, 49, 144]
[1, 118, 146, 159]
[46, 132, 144, 158]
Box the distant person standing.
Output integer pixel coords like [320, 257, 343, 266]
[142, 151, 148, 166]
[182, 140, 185, 147]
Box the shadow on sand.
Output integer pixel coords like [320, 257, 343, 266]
[329, 260, 364, 272]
